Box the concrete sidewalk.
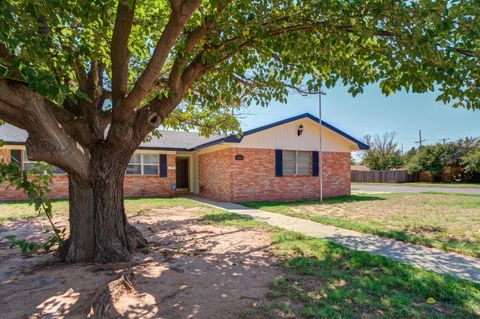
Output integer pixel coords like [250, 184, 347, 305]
[189, 195, 480, 283]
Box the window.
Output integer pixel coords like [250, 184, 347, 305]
[10, 150, 22, 166]
[126, 153, 159, 175]
[282, 150, 310, 175]
[143, 154, 159, 175]
[126, 154, 142, 175]
[23, 152, 37, 171]
[21, 151, 65, 175]
[52, 165, 66, 175]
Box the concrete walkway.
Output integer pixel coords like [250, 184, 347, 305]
[190, 195, 480, 283]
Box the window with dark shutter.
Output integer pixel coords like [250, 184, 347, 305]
[275, 149, 283, 177]
[312, 151, 319, 176]
[160, 154, 167, 177]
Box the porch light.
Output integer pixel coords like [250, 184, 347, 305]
[297, 124, 304, 136]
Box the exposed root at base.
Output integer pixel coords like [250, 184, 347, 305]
[127, 223, 148, 250]
[88, 270, 136, 318]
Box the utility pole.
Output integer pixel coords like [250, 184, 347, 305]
[415, 129, 426, 147]
[439, 138, 450, 145]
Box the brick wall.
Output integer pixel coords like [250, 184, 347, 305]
[0, 175, 69, 201]
[198, 148, 232, 201]
[322, 151, 351, 197]
[0, 148, 70, 200]
[199, 147, 351, 202]
[0, 148, 9, 162]
[1, 146, 352, 202]
[0, 150, 176, 201]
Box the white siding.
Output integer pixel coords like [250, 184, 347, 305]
[233, 118, 359, 152]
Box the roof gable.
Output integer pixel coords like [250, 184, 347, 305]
[195, 113, 369, 150]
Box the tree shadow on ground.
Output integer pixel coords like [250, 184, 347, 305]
[0, 213, 281, 319]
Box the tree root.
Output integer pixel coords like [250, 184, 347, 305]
[126, 222, 148, 251]
[88, 270, 137, 318]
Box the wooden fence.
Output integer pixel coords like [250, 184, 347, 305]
[351, 170, 418, 183]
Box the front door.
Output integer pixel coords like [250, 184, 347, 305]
[176, 158, 189, 190]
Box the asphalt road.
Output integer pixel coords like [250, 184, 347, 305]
[352, 183, 480, 195]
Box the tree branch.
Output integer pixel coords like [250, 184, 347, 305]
[123, 0, 201, 109]
[168, 1, 230, 91]
[232, 74, 321, 96]
[74, 61, 89, 93]
[0, 79, 90, 176]
[111, 0, 136, 102]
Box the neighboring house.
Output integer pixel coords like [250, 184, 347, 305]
[0, 113, 368, 202]
[351, 165, 370, 171]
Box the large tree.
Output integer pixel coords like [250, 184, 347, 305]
[0, 0, 478, 262]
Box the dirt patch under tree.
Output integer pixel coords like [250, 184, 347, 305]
[0, 207, 281, 318]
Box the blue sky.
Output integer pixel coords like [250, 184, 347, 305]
[239, 84, 480, 152]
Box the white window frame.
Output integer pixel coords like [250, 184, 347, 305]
[22, 151, 66, 175]
[22, 150, 36, 171]
[282, 150, 310, 176]
[126, 153, 160, 176]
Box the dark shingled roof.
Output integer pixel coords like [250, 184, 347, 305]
[0, 113, 369, 150]
[0, 123, 28, 144]
[139, 131, 225, 150]
[0, 123, 224, 150]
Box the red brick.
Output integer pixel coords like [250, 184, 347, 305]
[198, 147, 351, 202]
[0, 154, 176, 201]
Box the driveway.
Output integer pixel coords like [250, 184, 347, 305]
[352, 183, 480, 195]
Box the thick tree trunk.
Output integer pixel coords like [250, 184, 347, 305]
[62, 154, 147, 263]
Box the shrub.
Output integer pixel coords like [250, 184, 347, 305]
[462, 149, 480, 174]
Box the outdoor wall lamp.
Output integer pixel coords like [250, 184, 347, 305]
[297, 124, 304, 136]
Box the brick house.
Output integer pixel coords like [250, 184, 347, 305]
[0, 113, 368, 202]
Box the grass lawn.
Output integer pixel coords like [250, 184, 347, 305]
[1, 197, 479, 317]
[203, 211, 480, 318]
[0, 197, 200, 224]
[352, 182, 480, 188]
[242, 192, 480, 258]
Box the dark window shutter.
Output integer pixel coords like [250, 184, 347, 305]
[160, 154, 167, 177]
[312, 151, 319, 176]
[275, 149, 283, 177]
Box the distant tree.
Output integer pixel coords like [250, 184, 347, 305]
[444, 137, 480, 167]
[402, 147, 418, 163]
[406, 139, 480, 182]
[461, 149, 480, 175]
[361, 132, 403, 170]
[407, 145, 448, 181]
